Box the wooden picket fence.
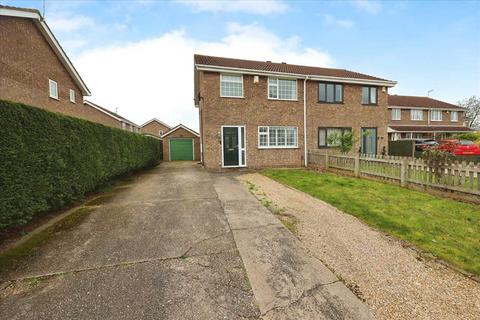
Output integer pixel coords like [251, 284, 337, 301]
[308, 150, 480, 196]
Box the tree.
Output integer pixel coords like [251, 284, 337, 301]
[327, 130, 356, 153]
[458, 96, 480, 129]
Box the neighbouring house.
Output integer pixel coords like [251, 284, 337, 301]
[84, 100, 140, 132]
[140, 118, 172, 137]
[387, 95, 471, 141]
[162, 124, 200, 161]
[0, 5, 92, 118]
[194, 54, 396, 170]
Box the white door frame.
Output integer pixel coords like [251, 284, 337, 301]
[221, 125, 247, 168]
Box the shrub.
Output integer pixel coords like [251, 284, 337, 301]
[454, 131, 480, 142]
[0, 100, 161, 231]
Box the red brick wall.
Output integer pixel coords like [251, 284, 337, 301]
[163, 127, 200, 161]
[0, 16, 121, 129]
[388, 108, 465, 126]
[199, 71, 389, 171]
[141, 121, 171, 137]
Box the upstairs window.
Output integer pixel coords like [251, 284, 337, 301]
[430, 110, 442, 121]
[69, 89, 75, 103]
[220, 74, 243, 98]
[451, 111, 458, 122]
[319, 82, 343, 103]
[258, 126, 297, 148]
[268, 78, 297, 100]
[411, 109, 423, 121]
[49, 79, 58, 99]
[362, 86, 377, 105]
[391, 108, 401, 120]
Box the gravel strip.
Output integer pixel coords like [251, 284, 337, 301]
[238, 173, 480, 320]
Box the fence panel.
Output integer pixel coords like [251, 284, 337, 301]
[308, 150, 480, 196]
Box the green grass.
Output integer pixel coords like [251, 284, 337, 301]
[262, 169, 480, 276]
[0, 206, 94, 274]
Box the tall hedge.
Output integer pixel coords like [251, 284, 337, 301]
[0, 100, 161, 231]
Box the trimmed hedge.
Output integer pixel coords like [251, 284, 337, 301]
[0, 100, 161, 231]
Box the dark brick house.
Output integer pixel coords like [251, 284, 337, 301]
[194, 54, 397, 171]
[387, 95, 470, 140]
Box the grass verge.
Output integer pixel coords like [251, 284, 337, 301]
[263, 169, 480, 276]
[245, 181, 298, 235]
[0, 206, 94, 275]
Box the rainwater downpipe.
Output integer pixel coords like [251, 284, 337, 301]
[303, 76, 309, 167]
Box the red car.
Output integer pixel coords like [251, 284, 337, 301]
[438, 139, 480, 156]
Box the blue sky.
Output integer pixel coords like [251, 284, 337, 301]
[4, 0, 480, 128]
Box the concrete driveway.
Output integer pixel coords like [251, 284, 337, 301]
[0, 162, 372, 319]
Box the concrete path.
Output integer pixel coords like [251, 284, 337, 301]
[1, 162, 374, 319]
[213, 175, 374, 320]
[0, 162, 260, 320]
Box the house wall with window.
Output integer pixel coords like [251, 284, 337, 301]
[141, 120, 171, 137]
[387, 107, 464, 126]
[307, 82, 389, 154]
[199, 71, 305, 170]
[0, 14, 110, 126]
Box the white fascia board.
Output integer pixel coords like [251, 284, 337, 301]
[0, 7, 39, 18]
[140, 118, 172, 129]
[195, 64, 397, 87]
[37, 20, 91, 96]
[162, 124, 200, 138]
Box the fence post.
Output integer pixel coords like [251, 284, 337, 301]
[325, 152, 329, 170]
[354, 154, 360, 177]
[400, 159, 408, 187]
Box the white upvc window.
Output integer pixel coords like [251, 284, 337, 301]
[451, 111, 458, 122]
[268, 78, 297, 100]
[69, 89, 75, 103]
[430, 110, 442, 121]
[258, 126, 298, 148]
[49, 79, 58, 99]
[220, 74, 243, 98]
[411, 109, 423, 121]
[391, 108, 401, 120]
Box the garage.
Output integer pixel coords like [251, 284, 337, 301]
[170, 138, 194, 161]
[162, 124, 200, 162]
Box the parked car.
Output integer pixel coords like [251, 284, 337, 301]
[414, 139, 439, 151]
[438, 139, 480, 156]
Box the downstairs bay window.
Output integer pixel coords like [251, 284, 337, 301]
[258, 126, 298, 148]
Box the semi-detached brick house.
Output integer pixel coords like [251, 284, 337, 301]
[387, 95, 470, 140]
[194, 54, 397, 171]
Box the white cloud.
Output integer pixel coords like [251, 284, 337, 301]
[352, 0, 382, 14]
[177, 0, 288, 15]
[48, 13, 94, 32]
[323, 14, 354, 29]
[74, 23, 333, 130]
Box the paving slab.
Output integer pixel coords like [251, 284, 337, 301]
[213, 175, 375, 320]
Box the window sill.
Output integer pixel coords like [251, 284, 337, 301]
[49, 96, 59, 101]
[258, 146, 299, 150]
[411, 119, 424, 121]
[318, 101, 344, 105]
[362, 103, 378, 106]
[220, 96, 245, 99]
[430, 120, 443, 122]
[267, 98, 298, 102]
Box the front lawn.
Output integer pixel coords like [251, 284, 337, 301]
[262, 169, 480, 276]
